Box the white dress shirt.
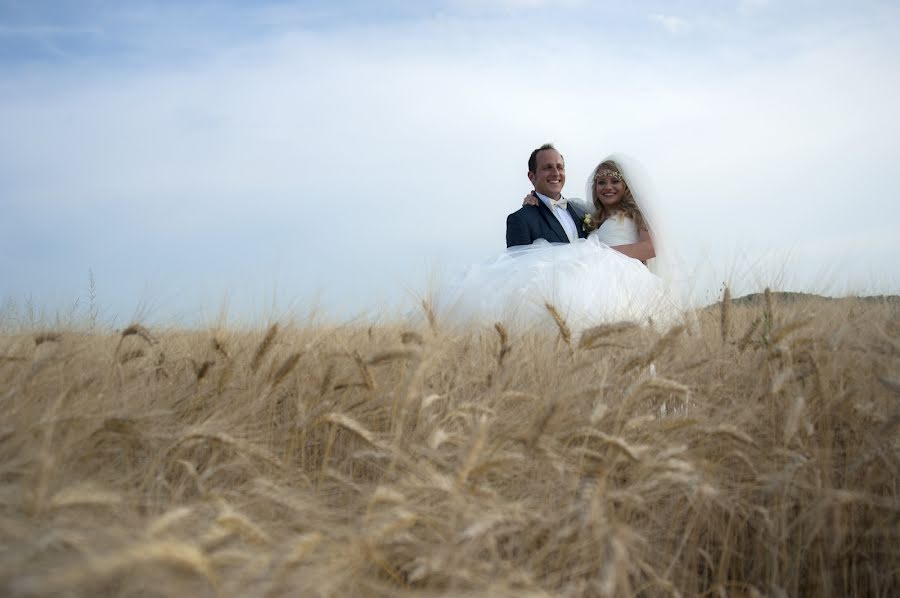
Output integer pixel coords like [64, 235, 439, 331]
[535, 191, 578, 242]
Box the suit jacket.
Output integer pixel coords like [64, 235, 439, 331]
[506, 197, 589, 247]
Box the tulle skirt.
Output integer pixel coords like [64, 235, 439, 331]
[438, 236, 681, 334]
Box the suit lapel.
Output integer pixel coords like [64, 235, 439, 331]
[567, 203, 589, 239]
[536, 198, 569, 243]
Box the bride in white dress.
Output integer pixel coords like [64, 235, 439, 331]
[439, 154, 683, 334]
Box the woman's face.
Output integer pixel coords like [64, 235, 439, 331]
[594, 170, 626, 208]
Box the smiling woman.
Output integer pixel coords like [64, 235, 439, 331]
[584, 159, 654, 263]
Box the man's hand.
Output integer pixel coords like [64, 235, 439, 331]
[522, 191, 539, 206]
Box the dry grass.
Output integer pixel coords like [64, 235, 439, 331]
[0, 294, 898, 596]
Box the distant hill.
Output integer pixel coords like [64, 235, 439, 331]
[705, 291, 900, 309]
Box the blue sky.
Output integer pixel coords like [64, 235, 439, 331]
[2, 1, 899, 326]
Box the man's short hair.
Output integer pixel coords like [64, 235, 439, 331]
[528, 143, 561, 173]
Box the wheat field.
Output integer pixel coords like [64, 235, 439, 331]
[0, 292, 897, 597]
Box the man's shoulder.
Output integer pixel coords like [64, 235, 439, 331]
[507, 204, 543, 219]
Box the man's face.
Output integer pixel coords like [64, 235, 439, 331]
[528, 148, 565, 199]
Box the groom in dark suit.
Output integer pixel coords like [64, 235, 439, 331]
[506, 143, 590, 247]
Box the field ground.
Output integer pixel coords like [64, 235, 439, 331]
[0, 293, 897, 596]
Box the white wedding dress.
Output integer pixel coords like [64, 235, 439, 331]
[439, 213, 679, 334]
[436, 155, 682, 334]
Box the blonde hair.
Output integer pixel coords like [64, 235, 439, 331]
[589, 160, 647, 231]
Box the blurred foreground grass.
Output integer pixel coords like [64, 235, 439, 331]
[0, 293, 897, 596]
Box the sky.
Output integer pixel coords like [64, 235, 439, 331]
[2, 0, 899, 327]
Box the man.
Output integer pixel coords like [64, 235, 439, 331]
[506, 143, 590, 248]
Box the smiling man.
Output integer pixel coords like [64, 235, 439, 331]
[506, 143, 589, 247]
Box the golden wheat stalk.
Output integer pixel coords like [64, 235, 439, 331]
[192, 358, 214, 381]
[211, 336, 229, 358]
[578, 322, 638, 350]
[456, 417, 488, 485]
[352, 350, 376, 391]
[16, 541, 217, 594]
[400, 330, 424, 345]
[318, 362, 336, 396]
[120, 323, 156, 344]
[640, 376, 691, 397]
[44, 482, 122, 510]
[783, 395, 806, 445]
[544, 302, 573, 347]
[769, 317, 813, 345]
[33, 332, 61, 346]
[118, 348, 145, 364]
[573, 430, 647, 462]
[213, 506, 272, 546]
[147, 507, 194, 538]
[524, 397, 559, 450]
[737, 317, 762, 352]
[708, 423, 756, 446]
[250, 323, 279, 372]
[277, 531, 324, 573]
[623, 325, 684, 372]
[494, 322, 510, 364]
[168, 430, 284, 470]
[269, 351, 302, 386]
[323, 412, 379, 447]
[764, 286, 775, 326]
[720, 286, 732, 344]
[420, 298, 438, 333]
[367, 348, 421, 366]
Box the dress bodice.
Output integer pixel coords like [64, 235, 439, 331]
[589, 215, 639, 246]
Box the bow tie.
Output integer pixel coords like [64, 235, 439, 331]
[550, 197, 568, 210]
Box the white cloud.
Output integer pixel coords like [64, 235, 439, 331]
[649, 13, 690, 34]
[0, 25, 101, 36]
[450, 0, 583, 11]
[739, 0, 771, 16]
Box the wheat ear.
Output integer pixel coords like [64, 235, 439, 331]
[544, 302, 572, 347]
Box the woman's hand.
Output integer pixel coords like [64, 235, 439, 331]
[522, 192, 539, 206]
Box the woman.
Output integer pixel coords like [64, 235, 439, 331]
[440, 154, 682, 334]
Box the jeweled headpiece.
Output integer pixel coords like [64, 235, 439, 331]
[594, 169, 624, 182]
